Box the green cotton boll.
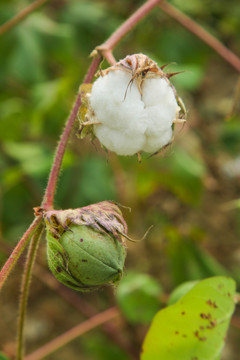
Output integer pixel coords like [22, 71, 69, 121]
[47, 224, 126, 291]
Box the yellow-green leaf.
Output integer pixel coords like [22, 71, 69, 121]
[141, 276, 236, 360]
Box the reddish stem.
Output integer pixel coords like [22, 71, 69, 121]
[159, 1, 240, 72]
[0, 0, 162, 291]
[25, 307, 119, 360]
[42, 0, 162, 210]
[0, 216, 42, 290]
[41, 93, 82, 210]
[41, 55, 102, 210]
[102, 50, 117, 66]
[0, 0, 49, 36]
[17, 225, 44, 360]
[98, 0, 163, 51]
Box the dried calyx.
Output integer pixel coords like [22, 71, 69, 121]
[44, 201, 127, 291]
[78, 53, 186, 157]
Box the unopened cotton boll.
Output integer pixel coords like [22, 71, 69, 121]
[82, 54, 186, 156]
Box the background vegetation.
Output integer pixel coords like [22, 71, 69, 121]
[0, 0, 240, 359]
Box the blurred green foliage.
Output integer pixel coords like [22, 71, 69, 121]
[0, 354, 10, 360]
[116, 272, 163, 324]
[1, 0, 240, 359]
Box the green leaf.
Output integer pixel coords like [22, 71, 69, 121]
[2, 141, 52, 176]
[24, 13, 73, 38]
[166, 228, 229, 285]
[168, 280, 199, 305]
[116, 272, 162, 324]
[141, 276, 236, 360]
[8, 27, 45, 83]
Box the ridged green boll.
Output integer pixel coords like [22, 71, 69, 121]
[44, 201, 128, 291]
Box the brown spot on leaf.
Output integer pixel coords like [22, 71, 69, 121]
[181, 311, 186, 315]
[207, 320, 217, 329]
[206, 299, 218, 308]
[194, 331, 207, 341]
[200, 313, 212, 320]
[56, 266, 62, 273]
[79, 238, 84, 242]
[182, 334, 187, 338]
[175, 331, 179, 335]
[82, 259, 88, 262]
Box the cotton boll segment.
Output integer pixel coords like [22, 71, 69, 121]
[143, 131, 173, 153]
[84, 54, 185, 156]
[91, 70, 148, 155]
[90, 71, 145, 132]
[141, 77, 175, 107]
[94, 126, 146, 156]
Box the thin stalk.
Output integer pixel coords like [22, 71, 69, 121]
[98, 0, 163, 51]
[41, 54, 102, 210]
[0, 0, 162, 294]
[25, 307, 119, 360]
[0, 0, 49, 36]
[0, 216, 42, 291]
[159, 1, 240, 72]
[0, 241, 137, 359]
[17, 224, 44, 360]
[41, 0, 162, 210]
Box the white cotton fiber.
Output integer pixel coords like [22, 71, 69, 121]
[90, 69, 180, 156]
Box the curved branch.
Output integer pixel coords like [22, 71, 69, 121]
[159, 1, 240, 72]
[0, 0, 162, 291]
[0, 216, 43, 290]
[25, 307, 119, 360]
[0, 0, 49, 36]
[41, 54, 102, 210]
[41, 0, 163, 210]
[17, 225, 44, 360]
[98, 0, 163, 52]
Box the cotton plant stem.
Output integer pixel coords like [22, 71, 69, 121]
[41, 54, 102, 210]
[25, 307, 119, 360]
[41, 0, 162, 210]
[0, 0, 49, 36]
[17, 225, 44, 360]
[98, 0, 163, 52]
[0, 216, 42, 291]
[102, 50, 117, 66]
[159, 1, 240, 72]
[0, 0, 162, 291]
[0, 240, 136, 359]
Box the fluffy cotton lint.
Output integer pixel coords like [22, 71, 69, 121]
[90, 70, 180, 156]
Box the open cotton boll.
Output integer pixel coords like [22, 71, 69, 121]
[91, 71, 146, 133]
[84, 54, 185, 156]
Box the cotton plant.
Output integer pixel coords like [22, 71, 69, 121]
[78, 54, 186, 158]
[1, 0, 238, 359]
